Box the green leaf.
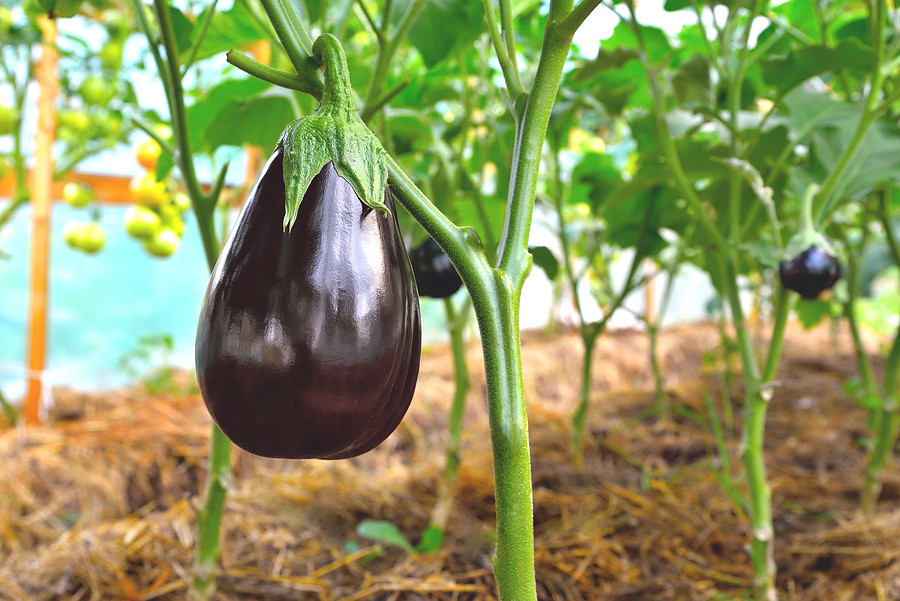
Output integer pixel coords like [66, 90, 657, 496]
[356, 520, 415, 553]
[186, 77, 273, 152]
[155, 150, 175, 181]
[36, 0, 83, 17]
[415, 525, 444, 553]
[529, 245, 559, 280]
[741, 241, 779, 269]
[761, 40, 872, 96]
[168, 4, 193, 54]
[794, 298, 832, 329]
[407, 0, 484, 67]
[301, 0, 323, 24]
[187, 0, 269, 63]
[205, 96, 294, 152]
[570, 151, 624, 213]
[671, 55, 711, 107]
[388, 110, 435, 153]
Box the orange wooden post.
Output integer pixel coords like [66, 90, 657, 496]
[24, 17, 58, 425]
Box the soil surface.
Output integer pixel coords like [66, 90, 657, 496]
[0, 321, 896, 601]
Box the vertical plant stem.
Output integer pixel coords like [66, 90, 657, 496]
[430, 298, 472, 531]
[861, 326, 900, 511]
[149, 2, 232, 597]
[191, 425, 232, 598]
[571, 329, 599, 471]
[648, 322, 666, 408]
[862, 198, 900, 510]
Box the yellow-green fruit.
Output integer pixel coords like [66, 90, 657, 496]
[77, 222, 105, 253]
[62, 219, 82, 248]
[144, 227, 179, 257]
[79, 75, 117, 106]
[123, 204, 161, 239]
[62, 181, 95, 208]
[130, 173, 168, 207]
[99, 40, 123, 70]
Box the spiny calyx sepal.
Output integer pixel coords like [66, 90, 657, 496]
[278, 33, 389, 231]
[279, 116, 388, 230]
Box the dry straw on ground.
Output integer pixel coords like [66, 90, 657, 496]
[0, 321, 896, 600]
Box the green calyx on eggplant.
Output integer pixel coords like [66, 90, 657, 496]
[195, 34, 421, 459]
[279, 34, 389, 230]
[409, 237, 462, 299]
[195, 151, 421, 459]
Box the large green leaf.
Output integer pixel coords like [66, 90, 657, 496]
[569, 151, 624, 213]
[186, 0, 269, 64]
[407, 0, 484, 67]
[205, 96, 294, 151]
[186, 77, 272, 152]
[36, 0, 83, 18]
[168, 5, 193, 54]
[761, 39, 872, 96]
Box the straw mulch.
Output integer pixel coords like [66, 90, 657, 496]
[0, 321, 896, 601]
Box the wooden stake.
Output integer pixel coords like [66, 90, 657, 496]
[24, 17, 58, 425]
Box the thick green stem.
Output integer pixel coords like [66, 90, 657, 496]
[226, 49, 323, 98]
[312, 34, 356, 119]
[497, 23, 573, 286]
[190, 425, 232, 600]
[259, 0, 311, 69]
[430, 298, 472, 531]
[735, 274, 791, 601]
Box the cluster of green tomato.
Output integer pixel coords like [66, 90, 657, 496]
[61, 139, 189, 257]
[123, 138, 187, 257]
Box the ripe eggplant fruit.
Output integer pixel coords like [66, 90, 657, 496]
[409, 237, 463, 299]
[195, 149, 421, 459]
[778, 245, 841, 299]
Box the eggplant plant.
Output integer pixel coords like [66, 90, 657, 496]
[226, 0, 606, 595]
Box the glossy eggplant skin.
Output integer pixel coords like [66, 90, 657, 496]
[778, 245, 841, 299]
[195, 150, 421, 459]
[409, 238, 462, 299]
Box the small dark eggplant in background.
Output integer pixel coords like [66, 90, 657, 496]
[195, 150, 421, 460]
[778, 245, 841, 299]
[409, 237, 463, 299]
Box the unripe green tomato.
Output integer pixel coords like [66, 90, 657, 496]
[162, 213, 185, 237]
[130, 173, 168, 207]
[99, 40, 123, 70]
[77, 222, 105, 254]
[0, 106, 17, 136]
[79, 75, 117, 106]
[171, 192, 191, 213]
[123, 204, 161, 239]
[144, 227, 179, 257]
[62, 219, 82, 248]
[62, 181, 95, 207]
